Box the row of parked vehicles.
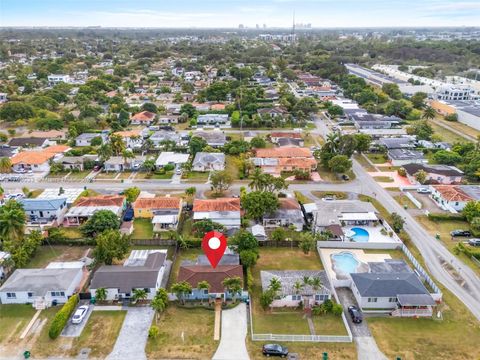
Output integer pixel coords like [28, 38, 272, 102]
[450, 230, 480, 246]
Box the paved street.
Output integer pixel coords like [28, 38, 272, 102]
[212, 303, 249, 360]
[106, 307, 154, 360]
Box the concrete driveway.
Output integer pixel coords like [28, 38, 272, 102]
[61, 302, 93, 338]
[212, 303, 249, 360]
[336, 288, 387, 360]
[106, 307, 154, 360]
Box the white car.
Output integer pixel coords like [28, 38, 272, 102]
[72, 305, 89, 324]
[417, 187, 431, 194]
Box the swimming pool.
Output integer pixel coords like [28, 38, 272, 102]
[349, 227, 370, 242]
[332, 252, 360, 274]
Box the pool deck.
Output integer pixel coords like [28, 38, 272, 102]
[344, 225, 401, 243]
[319, 249, 392, 282]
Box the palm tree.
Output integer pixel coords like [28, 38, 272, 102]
[97, 143, 113, 162]
[197, 281, 211, 304]
[248, 168, 265, 191]
[222, 277, 243, 302]
[0, 157, 12, 173]
[122, 149, 135, 171]
[185, 187, 196, 197]
[302, 276, 312, 288]
[132, 288, 148, 303]
[171, 281, 192, 304]
[142, 158, 156, 173]
[151, 289, 168, 323]
[95, 287, 107, 302]
[293, 281, 304, 295]
[268, 278, 282, 298]
[0, 200, 26, 242]
[110, 133, 126, 155]
[310, 277, 322, 293]
[325, 132, 340, 154]
[423, 106, 436, 120]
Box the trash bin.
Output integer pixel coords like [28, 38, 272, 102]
[23, 351, 31, 359]
[90, 297, 96, 305]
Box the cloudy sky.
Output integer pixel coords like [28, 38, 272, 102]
[1, 0, 479, 28]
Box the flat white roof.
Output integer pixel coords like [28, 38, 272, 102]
[37, 188, 84, 204]
[66, 206, 121, 217]
[155, 152, 190, 166]
[152, 215, 178, 224]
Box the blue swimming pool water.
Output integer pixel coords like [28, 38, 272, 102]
[350, 227, 370, 242]
[332, 252, 360, 274]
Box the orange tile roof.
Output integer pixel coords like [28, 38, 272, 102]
[75, 195, 125, 207]
[210, 103, 226, 110]
[193, 198, 241, 212]
[131, 111, 156, 122]
[115, 130, 142, 138]
[11, 151, 54, 165]
[255, 147, 313, 158]
[433, 185, 472, 202]
[43, 145, 71, 154]
[279, 198, 301, 210]
[133, 196, 181, 210]
[278, 158, 317, 168]
[271, 132, 302, 139]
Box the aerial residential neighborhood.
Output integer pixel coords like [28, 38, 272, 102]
[0, 2, 479, 360]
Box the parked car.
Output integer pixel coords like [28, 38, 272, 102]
[348, 305, 363, 323]
[468, 238, 480, 247]
[123, 207, 134, 222]
[342, 174, 350, 181]
[72, 305, 89, 324]
[450, 230, 471, 237]
[93, 165, 102, 171]
[417, 187, 431, 194]
[262, 344, 288, 357]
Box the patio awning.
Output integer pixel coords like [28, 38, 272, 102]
[339, 212, 378, 221]
[397, 294, 436, 306]
[326, 224, 344, 238]
[152, 215, 177, 224]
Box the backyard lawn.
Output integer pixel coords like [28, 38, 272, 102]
[132, 218, 154, 239]
[146, 306, 217, 360]
[168, 248, 203, 288]
[26, 245, 89, 268]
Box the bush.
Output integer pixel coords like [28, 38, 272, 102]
[332, 303, 343, 316]
[148, 325, 160, 338]
[48, 294, 79, 339]
[427, 213, 466, 222]
[444, 113, 458, 122]
[397, 168, 406, 177]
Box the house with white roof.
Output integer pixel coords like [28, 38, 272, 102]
[193, 198, 241, 230]
[155, 152, 189, 168]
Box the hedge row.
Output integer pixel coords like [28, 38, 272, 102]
[427, 213, 467, 222]
[456, 242, 480, 261]
[48, 294, 79, 339]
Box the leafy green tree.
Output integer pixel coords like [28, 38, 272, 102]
[189, 136, 208, 156]
[210, 170, 233, 194]
[97, 143, 113, 162]
[239, 249, 258, 268]
[180, 103, 196, 119]
[94, 288, 107, 302]
[141, 103, 158, 113]
[0, 101, 35, 122]
[260, 289, 275, 310]
[93, 229, 130, 265]
[242, 191, 279, 220]
[433, 150, 462, 165]
[353, 134, 372, 153]
[463, 201, 480, 223]
[222, 276, 243, 300]
[0, 200, 26, 242]
[299, 232, 315, 254]
[414, 169, 427, 184]
[423, 106, 436, 120]
[171, 281, 192, 304]
[123, 187, 141, 203]
[205, 81, 230, 101]
[82, 210, 121, 237]
[406, 121, 433, 140]
[328, 155, 352, 174]
[391, 212, 405, 233]
[191, 219, 225, 237]
[271, 227, 287, 242]
[293, 97, 318, 117]
[411, 92, 427, 109]
[250, 136, 266, 148]
[185, 187, 196, 197]
[109, 134, 126, 155]
[231, 230, 259, 254]
[444, 113, 458, 122]
[382, 83, 402, 100]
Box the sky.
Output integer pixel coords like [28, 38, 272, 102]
[0, 0, 479, 28]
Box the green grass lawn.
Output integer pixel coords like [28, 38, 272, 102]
[317, 167, 356, 183]
[67, 170, 91, 180]
[183, 171, 210, 181]
[294, 191, 314, 204]
[365, 153, 388, 164]
[372, 175, 394, 183]
[151, 171, 173, 180]
[353, 154, 376, 172]
[311, 314, 348, 335]
[0, 304, 36, 344]
[312, 191, 348, 200]
[132, 218, 154, 239]
[428, 118, 473, 144]
[60, 226, 84, 239]
[393, 194, 418, 209]
[146, 306, 217, 360]
[26, 245, 88, 268]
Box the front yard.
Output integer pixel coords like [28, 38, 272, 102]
[0, 304, 36, 344]
[183, 171, 210, 182]
[146, 306, 217, 360]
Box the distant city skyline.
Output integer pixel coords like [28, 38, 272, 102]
[1, 0, 480, 28]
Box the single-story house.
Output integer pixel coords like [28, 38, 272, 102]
[193, 131, 227, 147]
[193, 198, 241, 230]
[75, 133, 108, 147]
[0, 264, 84, 308]
[0, 251, 12, 280]
[149, 132, 182, 147]
[130, 111, 156, 125]
[270, 132, 303, 146]
[19, 198, 68, 225]
[90, 250, 167, 301]
[250, 224, 267, 241]
[258, 107, 288, 119]
[104, 156, 145, 172]
[253, 147, 317, 175]
[177, 264, 244, 302]
[192, 152, 225, 172]
[387, 149, 427, 167]
[403, 163, 464, 185]
[115, 130, 144, 149]
[260, 270, 331, 308]
[158, 116, 178, 124]
[376, 137, 416, 150]
[430, 185, 480, 212]
[11, 151, 55, 173]
[197, 114, 229, 126]
[263, 198, 304, 231]
[133, 197, 183, 231]
[64, 195, 126, 226]
[155, 152, 189, 169]
[55, 155, 98, 171]
[351, 272, 435, 317]
[8, 137, 50, 149]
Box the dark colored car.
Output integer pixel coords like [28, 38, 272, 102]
[123, 208, 134, 222]
[348, 305, 363, 323]
[450, 230, 471, 237]
[342, 174, 350, 181]
[262, 344, 288, 357]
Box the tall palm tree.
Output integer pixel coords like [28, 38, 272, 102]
[122, 149, 136, 171]
[325, 132, 340, 154]
[310, 277, 322, 293]
[0, 200, 26, 242]
[197, 281, 211, 304]
[268, 278, 282, 298]
[110, 133, 126, 155]
[132, 288, 148, 303]
[97, 143, 113, 162]
[423, 106, 436, 120]
[293, 281, 304, 295]
[248, 168, 265, 191]
[302, 276, 312, 288]
[222, 277, 243, 301]
[0, 157, 12, 173]
[151, 294, 167, 323]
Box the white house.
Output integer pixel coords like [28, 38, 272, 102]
[429, 185, 480, 212]
[0, 264, 84, 308]
[193, 198, 241, 230]
[48, 74, 71, 86]
[19, 198, 68, 225]
[260, 270, 332, 308]
[197, 114, 229, 126]
[75, 133, 108, 147]
[192, 152, 225, 172]
[11, 151, 55, 173]
[90, 250, 167, 301]
[115, 130, 144, 149]
[155, 152, 189, 168]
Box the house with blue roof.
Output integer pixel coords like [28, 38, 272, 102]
[19, 198, 68, 225]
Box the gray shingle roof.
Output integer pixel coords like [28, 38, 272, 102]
[192, 152, 225, 166]
[351, 272, 430, 297]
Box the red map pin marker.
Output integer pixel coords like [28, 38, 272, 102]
[202, 231, 227, 269]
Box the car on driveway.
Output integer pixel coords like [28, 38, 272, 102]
[72, 305, 89, 324]
[417, 187, 431, 194]
[348, 305, 363, 323]
[468, 238, 480, 247]
[262, 344, 288, 357]
[450, 230, 471, 237]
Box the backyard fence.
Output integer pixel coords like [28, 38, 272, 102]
[317, 241, 401, 250]
[132, 239, 177, 246]
[259, 240, 300, 247]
